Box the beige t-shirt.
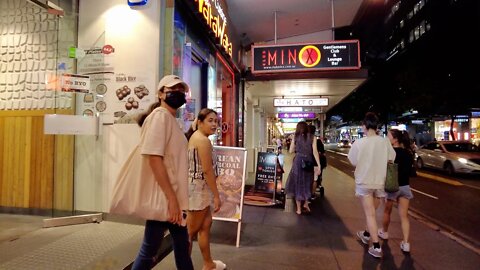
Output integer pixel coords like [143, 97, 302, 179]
[140, 107, 189, 212]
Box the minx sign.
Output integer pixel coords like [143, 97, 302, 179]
[277, 112, 316, 118]
[274, 98, 328, 107]
[252, 40, 360, 74]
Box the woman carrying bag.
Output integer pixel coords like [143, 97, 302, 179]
[110, 75, 194, 270]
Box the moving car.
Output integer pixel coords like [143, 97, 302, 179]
[337, 140, 351, 148]
[416, 141, 480, 175]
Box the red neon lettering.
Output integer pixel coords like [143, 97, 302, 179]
[268, 51, 277, 65]
[288, 50, 297, 65]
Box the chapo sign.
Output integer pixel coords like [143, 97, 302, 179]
[274, 98, 328, 107]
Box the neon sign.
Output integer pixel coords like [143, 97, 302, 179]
[252, 40, 360, 74]
[194, 0, 232, 57]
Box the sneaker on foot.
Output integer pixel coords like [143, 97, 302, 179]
[400, 241, 410, 253]
[378, 228, 389, 240]
[213, 260, 226, 270]
[368, 246, 382, 258]
[356, 231, 370, 245]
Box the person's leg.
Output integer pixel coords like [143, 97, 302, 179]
[167, 222, 194, 270]
[398, 197, 410, 243]
[132, 220, 166, 270]
[295, 200, 302, 214]
[382, 199, 394, 232]
[359, 195, 380, 244]
[187, 209, 208, 254]
[197, 208, 217, 270]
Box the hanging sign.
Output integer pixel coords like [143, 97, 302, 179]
[252, 40, 360, 74]
[277, 112, 316, 118]
[61, 74, 90, 93]
[274, 98, 329, 107]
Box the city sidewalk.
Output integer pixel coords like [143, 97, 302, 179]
[0, 154, 479, 269]
[157, 153, 480, 270]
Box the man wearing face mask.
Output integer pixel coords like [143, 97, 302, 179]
[130, 75, 193, 269]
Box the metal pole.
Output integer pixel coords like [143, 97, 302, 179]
[331, 0, 335, 40]
[274, 10, 277, 44]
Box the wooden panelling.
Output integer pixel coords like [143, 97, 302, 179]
[0, 111, 74, 212]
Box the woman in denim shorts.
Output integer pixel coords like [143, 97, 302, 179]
[378, 128, 415, 253]
[348, 112, 396, 258]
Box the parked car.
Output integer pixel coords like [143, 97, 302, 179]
[337, 140, 351, 148]
[416, 141, 480, 175]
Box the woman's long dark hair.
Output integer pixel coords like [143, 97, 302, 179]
[295, 121, 309, 140]
[390, 129, 413, 156]
[185, 108, 217, 141]
[137, 86, 164, 127]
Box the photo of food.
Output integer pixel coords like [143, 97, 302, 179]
[95, 83, 107, 95]
[95, 101, 107, 112]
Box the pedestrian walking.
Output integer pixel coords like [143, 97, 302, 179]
[379, 128, 414, 253]
[286, 122, 321, 215]
[185, 108, 226, 270]
[347, 112, 396, 258]
[125, 75, 194, 270]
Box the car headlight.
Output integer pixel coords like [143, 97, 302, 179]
[458, 158, 468, 164]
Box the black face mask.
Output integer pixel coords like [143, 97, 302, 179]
[164, 91, 186, 109]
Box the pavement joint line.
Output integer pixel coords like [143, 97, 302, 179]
[410, 187, 438, 200]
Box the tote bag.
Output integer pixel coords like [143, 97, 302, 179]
[109, 145, 169, 221]
[385, 163, 399, 193]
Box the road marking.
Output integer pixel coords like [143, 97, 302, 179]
[416, 172, 463, 186]
[411, 188, 438, 200]
[462, 184, 480, 191]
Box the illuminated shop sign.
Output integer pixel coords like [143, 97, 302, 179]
[277, 112, 316, 118]
[252, 40, 360, 74]
[194, 0, 232, 57]
[274, 98, 328, 107]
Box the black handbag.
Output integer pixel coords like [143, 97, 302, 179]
[301, 159, 315, 171]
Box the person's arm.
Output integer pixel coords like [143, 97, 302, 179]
[148, 155, 182, 225]
[386, 138, 396, 162]
[196, 137, 222, 212]
[312, 138, 321, 169]
[347, 143, 358, 166]
[289, 136, 296, 154]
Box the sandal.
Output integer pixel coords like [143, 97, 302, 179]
[213, 260, 226, 270]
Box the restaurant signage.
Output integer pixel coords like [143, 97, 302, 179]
[274, 98, 328, 107]
[277, 112, 316, 119]
[194, 0, 232, 57]
[252, 40, 360, 73]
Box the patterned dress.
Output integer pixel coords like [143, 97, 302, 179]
[187, 148, 218, 211]
[286, 134, 315, 201]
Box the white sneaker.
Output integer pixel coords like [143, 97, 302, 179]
[378, 228, 389, 240]
[400, 241, 410, 253]
[213, 260, 227, 270]
[368, 246, 382, 258]
[356, 231, 370, 245]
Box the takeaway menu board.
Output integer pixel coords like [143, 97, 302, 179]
[254, 152, 278, 193]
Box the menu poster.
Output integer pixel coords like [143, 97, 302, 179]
[254, 152, 278, 193]
[213, 146, 247, 222]
[84, 73, 156, 123]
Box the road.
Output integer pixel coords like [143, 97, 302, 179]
[325, 144, 480, 248]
